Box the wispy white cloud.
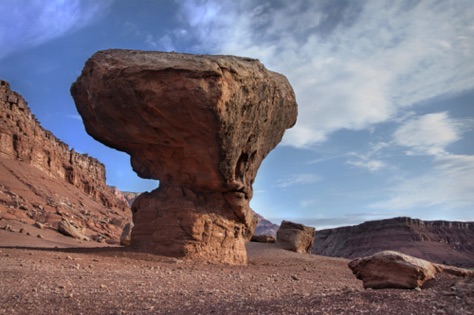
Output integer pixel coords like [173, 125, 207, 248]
[0, 0, 112, 59]
[275, 174, 321, 188]
[393, 112, 460, 155]
[178, 0, 474, 148]
[371, 153, 474, 211]
[371, 112, 474, 211]
[346, 159, 386, 172]
[345, 141, 391, 172]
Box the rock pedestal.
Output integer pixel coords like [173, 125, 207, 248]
[71, 49, 297, 264]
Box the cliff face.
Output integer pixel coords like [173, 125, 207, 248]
[0, 79, 131, 243]
[0, 80, 128, 211]
[313, 217, 474, 267]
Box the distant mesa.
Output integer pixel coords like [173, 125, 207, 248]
[314, 217, 474, 268]
[71, 49, 298, 264]
[253, 212, 279, 238]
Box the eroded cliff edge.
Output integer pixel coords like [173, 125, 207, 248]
[313, 217, 474, 267]
[0, 79, 130, 242]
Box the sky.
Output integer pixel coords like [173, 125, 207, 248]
[0, 0, 473, 229]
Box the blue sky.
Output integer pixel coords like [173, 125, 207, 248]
[0, 0, 473, 228]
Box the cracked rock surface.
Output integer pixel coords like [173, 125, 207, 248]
[71, 49, 297, 264]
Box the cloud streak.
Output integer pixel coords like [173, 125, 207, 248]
[0, 0, 112, 59]
[179, 0, 474, 148]
[371, 153, 474, 211]
[371, 112, 474, 211]
[275, 174, 321, 188]
[393, 112, 460, 155]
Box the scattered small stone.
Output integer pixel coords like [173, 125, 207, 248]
[291, 275, 300, 281]
[33, 222, 44, 230]
[415, 287, 422, 292]
[37, 234, 44, 239]
[19, 228, 26, 233]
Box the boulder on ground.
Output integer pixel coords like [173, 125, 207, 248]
[348, 251, 474, 289]
[120, 222, 134, 246]
[58, 219, 88, 241]
[251, 234, 276, 243]
[276, 220, 315, 253]
[71, 49, 297, 264]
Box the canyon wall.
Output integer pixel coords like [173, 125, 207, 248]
[313, 217, 474, 267]
[0, 79, 130, 243]
[0, 80, 128, 212]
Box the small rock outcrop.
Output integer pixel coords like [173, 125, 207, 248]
[71, 49, 297, 264]
[313, 217, 474, 268]
[276, 220, 315, 253]
[251, 234, 276, 243]
[349, 251, 473, 290]
[120, 222, 134, 246]
[58, 219, 89, 241]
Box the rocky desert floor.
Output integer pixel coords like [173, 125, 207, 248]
[1, 225, 473, 315]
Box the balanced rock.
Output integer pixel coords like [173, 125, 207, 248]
[71, 49, 297, 264]
[276, 220, 315, 253]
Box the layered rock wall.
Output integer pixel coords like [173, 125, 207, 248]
[313, 217, 474, 267]
[0, 79, 128, 212]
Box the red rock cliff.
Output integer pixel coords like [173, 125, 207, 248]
[313, 217, 474, 268]
[0, 79, 129, 214]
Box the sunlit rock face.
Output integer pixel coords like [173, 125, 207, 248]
[71, 49, 297, 264]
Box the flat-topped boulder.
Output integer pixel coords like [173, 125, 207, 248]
[348, 251, 474, 289]
[71, 49, 297, 264]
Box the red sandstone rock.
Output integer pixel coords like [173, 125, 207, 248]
[71, 49, 297, 264]
[0, 79, 131, 243]
[276, 220, 315, 253]
[120, 222, 134, 246]
[313, 216, 474, 268]
[349, 251, 437, 289]
[250, 234, 276, 243]
[0, 80, 129, 214]
[58, 218, 89, 241]
[348, 250, 474, 290]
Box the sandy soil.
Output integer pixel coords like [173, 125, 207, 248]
[1, 227, 473, 315]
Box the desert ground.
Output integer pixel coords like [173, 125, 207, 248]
[1, 224, 472, 315]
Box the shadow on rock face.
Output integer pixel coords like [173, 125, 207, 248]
[71, 49, 297, 264]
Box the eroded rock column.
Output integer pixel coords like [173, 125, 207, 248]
[71, 49, 297, 264]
